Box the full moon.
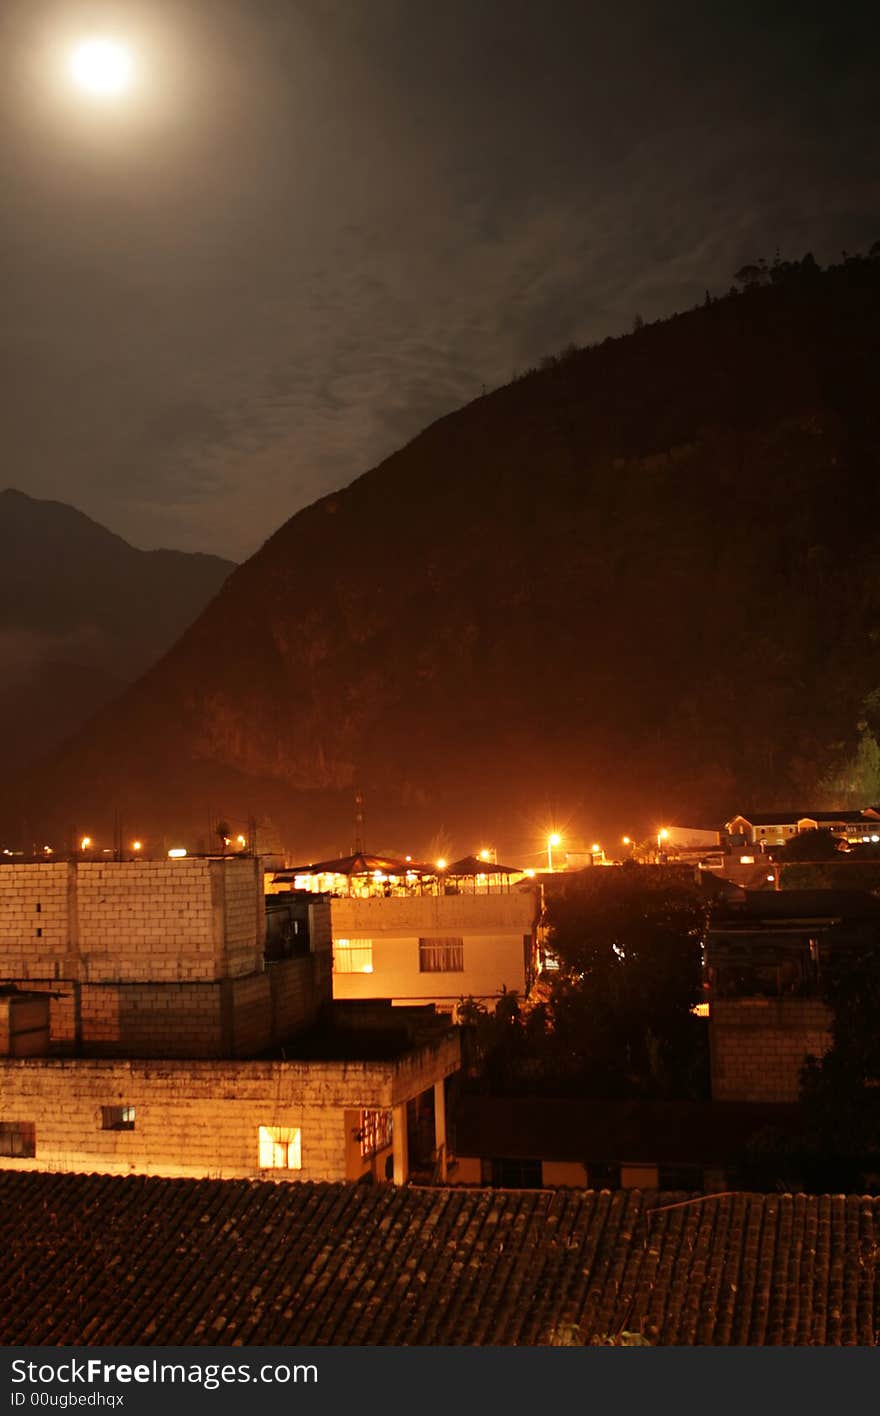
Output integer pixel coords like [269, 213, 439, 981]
[68, 38, 134, 98]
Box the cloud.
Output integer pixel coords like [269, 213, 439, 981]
[2, 0, 879, 558]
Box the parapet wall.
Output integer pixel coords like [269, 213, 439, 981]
[331, 889, 538, 937]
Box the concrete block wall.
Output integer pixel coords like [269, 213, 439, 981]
[0, 864, 71, 978]
[221, 858, 264, 977]
[0, 954, 327, 1060]
[308, 898, 332, 952]
[0, 1048, 454, 1182]
[268, 955, 328, 1042]
[389, 1032, 460, 1106]
[709, 998, 832, 1102]
[0, 858, 262, 985]
[76, 861, 217, 981]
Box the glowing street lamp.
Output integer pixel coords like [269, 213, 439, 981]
[132, 840, 142, 853]
[80, 836, 92, 852]
[547, 832, 561, 871]
[435, 858, 447, 871]
[657, 827, 669, 859]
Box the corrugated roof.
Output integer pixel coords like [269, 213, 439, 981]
[1, 1172, 879, 1345]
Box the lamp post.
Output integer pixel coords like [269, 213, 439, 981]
[657, 827, 669, 862]
[547, 832, 561, 871]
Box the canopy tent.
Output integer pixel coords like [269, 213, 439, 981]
[273, 852, 434, 897]
[442, 854, 526, 895]
[444, 854, 524, 877]
[279, 853, 410, 878]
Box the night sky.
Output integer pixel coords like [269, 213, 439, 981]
[2, 0, 878, 561]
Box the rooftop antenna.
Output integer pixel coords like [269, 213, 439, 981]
[354, 791, 365, 854]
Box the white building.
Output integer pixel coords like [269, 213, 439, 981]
[329, 886, 541, 1014]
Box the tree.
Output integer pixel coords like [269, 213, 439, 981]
[798, 936, 880, 1191]
[733, 259, 770, 289]
[816, 727, 880, 809]
[777, 828, 844, 862]
[540, 868, 709, 1099]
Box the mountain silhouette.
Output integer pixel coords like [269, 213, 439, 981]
[5, 252, 880, 860]
[0, 489, 232, 781]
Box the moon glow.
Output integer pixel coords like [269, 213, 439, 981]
[69, 38, 134, 98]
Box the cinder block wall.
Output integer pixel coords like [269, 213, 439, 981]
[0, 1033, 460, 1181]
[0, 864, 71, 978]
[0, 858, 262, 984]
[709, 998, 832, 1102]
[0, 954, 329, 1059]
[0, 1058, 384, 1180]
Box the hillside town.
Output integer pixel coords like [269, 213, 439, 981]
[2, 803, 878, 1186]
[3, 802, 880, 1342]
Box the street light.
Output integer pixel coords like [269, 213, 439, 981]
[547, 832, 561, 871]
[657, 827, 669, 861]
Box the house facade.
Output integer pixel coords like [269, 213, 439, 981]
[725, 809, 880, 849]
[328, 885, 541, 1012]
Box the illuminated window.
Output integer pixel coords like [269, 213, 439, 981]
[333, 938, 373, 973]
[0, 1122, 35, 1158]
[418, 937, 464, 972]
[258, 1125, 302, 1170]
[101, 1105, 136, 1131]
[358, 1108, 392, 1159]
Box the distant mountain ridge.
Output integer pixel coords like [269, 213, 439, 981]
[0, 489, 233, 777]
[6, 251, 880, 859]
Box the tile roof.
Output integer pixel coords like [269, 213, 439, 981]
[2, 1173, 879, 1345]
